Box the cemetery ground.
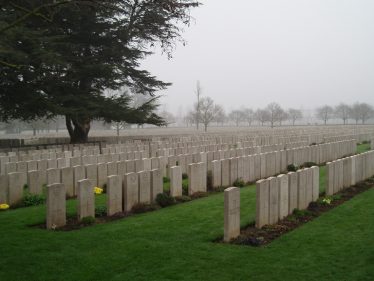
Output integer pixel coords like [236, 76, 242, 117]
[0, 144, 373, 280]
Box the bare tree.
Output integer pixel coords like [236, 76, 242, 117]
[255, 109, 270, 126]
[288, 108, 303, 126]
[356, 103, 373, 124]
[334, 103, 351, 125]
[184, 110, 195, 127]
[194, 81, 202, 130]
[113, 121, 130, 142]
[242, 108, 255, 126]
[199, 97, 221, 132]
[349, 103, 361, 124]
[159, 110, 176, 127]
[316, 105, 334, 125]
[214, 105, 226, 126]
[279, 109, 289, 126]
[229, 110, 245, 126]
[266, 102, 283, 128]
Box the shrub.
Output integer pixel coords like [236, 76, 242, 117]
[287, 164, 298, 172]
[175, 195, 192, 203]
[182, 173, 188, 180]
[81, 216, 95, 225]
[182, 181, 189, 195]
[293, 209, 312, 218]
[233, 178, 245, 188]
[156, 193, 176, 207]
[23, 193, 46, 207]
[95, 206, 107, 217]
[206, 171, 213, 190]
[301, 162, 317, 168]
[190, 192, 208, 199]
[132, 203, 160, 214]
[163, 177, 170, 183]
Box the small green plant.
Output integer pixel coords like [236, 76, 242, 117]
[81, 216, 95, 225]
[233, 178, 245, 188]
[182, 173, 188, 180]
[287, 164, 298, 172]
[95, 206, 107, 217]
[321, 198, 332, 205]
[22, 193, 46, 207]
[331, 194, 342, 201]
[156, 193, 176, 207]
[293, 209, 312, 218]
[163, 177, 170, 183]
[318, 194, 342, 206]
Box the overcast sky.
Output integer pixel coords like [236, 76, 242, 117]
[142, 0, 374, 116]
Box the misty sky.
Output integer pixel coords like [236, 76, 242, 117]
[142, 0, 374, 116]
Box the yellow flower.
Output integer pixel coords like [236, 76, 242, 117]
[94, 187, 103, 195]
[0, 203, 10, 210]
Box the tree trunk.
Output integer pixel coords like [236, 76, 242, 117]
[65, 115, 91, 143]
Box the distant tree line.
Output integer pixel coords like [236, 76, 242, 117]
[316, 103, 374, 125]
[178, 100, 374, 131]
[182, 101, 304, 130]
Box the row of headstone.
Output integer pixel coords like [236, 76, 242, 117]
[211, 140, 355, 189]
[45, 169, 163, 229]
[0, 140, 303, 175]
[326, 150, 374, 195]
[255, 167, 319, 228]
[0, 139, 357, 205]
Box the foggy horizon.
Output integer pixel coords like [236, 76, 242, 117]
[142, 0, 374, 115]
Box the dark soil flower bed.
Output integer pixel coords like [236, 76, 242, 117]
[29, 189, 214, 231]
[223, 177, 374, 247]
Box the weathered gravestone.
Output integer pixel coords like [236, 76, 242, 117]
[170, 166, 182, 197]
[0, 174, 8, 203]
[224, 187, 240, 242]
[277, 174, 289, 220]
[138, 170, 151, 204]
[77, 179, 94, 220]
[123, 172, 139, 212]
[151, 169, 163, 201]
[8, 172, 27, 206]
[255, 179, 269, 228]
[268, 177, 279, 224]
[46, 183, 66, 229]
[107, 175, 123, 216]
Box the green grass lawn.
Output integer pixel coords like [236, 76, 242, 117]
[357, 142, 371, 154]
[0, 144, 373, 280]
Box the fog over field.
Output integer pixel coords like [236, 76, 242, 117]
[143, 0, 374, 115]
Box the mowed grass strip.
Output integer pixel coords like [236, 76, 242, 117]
[0, 185, 373, 280]
[0, 144, 373, 280]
